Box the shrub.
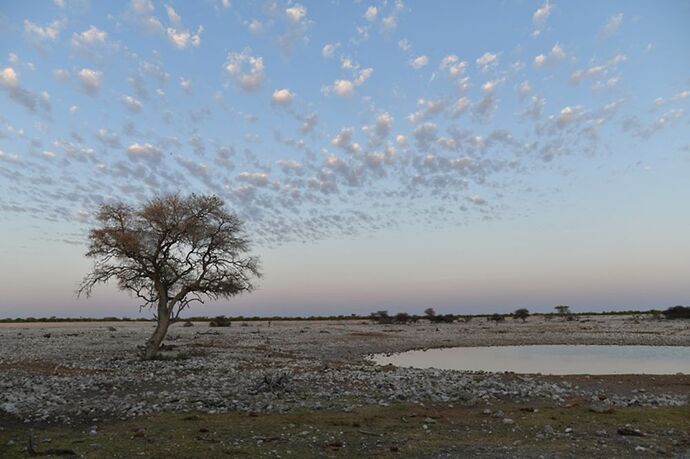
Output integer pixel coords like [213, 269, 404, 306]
[513, 308, 530, 323]
[394, 312, 412, 324]
[209, 316, 232, 327]
[663, 305, 690, 320]
[370, 310, 393, 325]
[489, 313, 505, 325]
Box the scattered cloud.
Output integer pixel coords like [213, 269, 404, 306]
[409, 55, 429, 70]
[600, 13, 623, 38]
[531, 1, 553, 37]
[271, 88, 294, 106]
[77, 68, 103, 95]
[126, 142, 162, 163]
[121, 95, 143, 113]
[225, 48, 264, 91]
[534, 43, 566, 68]
[322, 43, 338, 58]
[71, 25, 108, 51]
[476, 52, 498, 72]
[364, 6, 378, 22]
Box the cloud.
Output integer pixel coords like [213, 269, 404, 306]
[129, 0, 164, 33]
[225, 48, 265, 91]
[165, 4, 181, 25]
[271, 88, 294, 106]
[439, 55, 467, 78]
[476, 52, 498, 72]
[179, 77, 192, 94]
[121, 95, 143, 113]
[52, 68, 70, 82]
[0, 68, 52, 116]
[517, 81, 532, 99]
[408, 98, 446, 124]
[286, 4, 306, 22]
[381, 0, 406, 32]
[276, 159, 304, 174]
[331, 128, 362, 154]
[600, 13, 623, 38]
[77, 68, 103, 95]
[570, 66, 606, 84]
[328, 79, 355, 97]
[71, 25, 107, 50]
[653, 90, 690, 107]
[167, 27, 203, 49]
[467, 195, 487, 206]
[409, 55, 429, 69]
[450, 97, 471, 118]
[363, 112, 394, 145]
[322, 43, 338, 58]
[412, 122, 438, 150]
[533, 43, 566, 68]
[238, 171, 269, 186]
[364, 6, 378, 22]
[24, 18, 65, 45]
[278, 3, 311, 55]
[533, 1, 553, 26]
[126, 143, 162, 163]
[531, 1, 553, 37]
[354, 67, 373, 86]
[556, 105, 581, 128]
[521, 95, 545, 120]
[0, 67, 19, 89]
[161, 4, 203, 50]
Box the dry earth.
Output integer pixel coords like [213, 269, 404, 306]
[0, 314, 688, 458]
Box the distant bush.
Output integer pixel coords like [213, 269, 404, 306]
[489, 313, 505, 325]
[370, 310, 393, 325]
[209, 316, 232, 327]
[513, 308, 530, 323]
[663, 305, 690, 320]
[431, 314, 455, 324]
[393, 312, 412, 324]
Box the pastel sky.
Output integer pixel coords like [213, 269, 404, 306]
[1, 1, 689, 318]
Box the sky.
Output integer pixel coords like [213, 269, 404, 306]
[0, 0, 689, 318]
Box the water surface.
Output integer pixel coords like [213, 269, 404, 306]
[371, 345, 690, 375]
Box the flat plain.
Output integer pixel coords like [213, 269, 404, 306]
[1, 314, 688, 458]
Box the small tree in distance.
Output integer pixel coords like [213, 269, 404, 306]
[78, 194, 261, 359]
[555, 304, 571, 320]
[513, 308, 530, 323]
[424, 307, 436, 319]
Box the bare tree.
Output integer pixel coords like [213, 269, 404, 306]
[77, 194, 261, 359]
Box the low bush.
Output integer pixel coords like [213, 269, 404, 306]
[663, 305, 690, 320]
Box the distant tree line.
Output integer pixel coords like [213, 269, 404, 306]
[3, 305, 688, 324]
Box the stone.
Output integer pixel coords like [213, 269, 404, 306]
[590, 398, 613, 413]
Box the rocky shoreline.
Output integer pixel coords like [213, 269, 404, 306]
[1, 314, 688, 425]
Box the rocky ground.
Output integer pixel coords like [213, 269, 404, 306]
[0, 314, 688, 457]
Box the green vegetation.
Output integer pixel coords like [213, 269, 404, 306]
[1, 402, 687, 458]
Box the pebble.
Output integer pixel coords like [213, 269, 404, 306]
[0, 320, 686, 424]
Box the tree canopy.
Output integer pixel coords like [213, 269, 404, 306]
[78, 194, 261, 358]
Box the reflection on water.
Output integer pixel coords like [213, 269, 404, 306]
[371, 345, 690, 375]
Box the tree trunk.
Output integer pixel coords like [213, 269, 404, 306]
[142, 301, 171, 360]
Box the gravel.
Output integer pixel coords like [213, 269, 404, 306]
[0, 315, 688, 424]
